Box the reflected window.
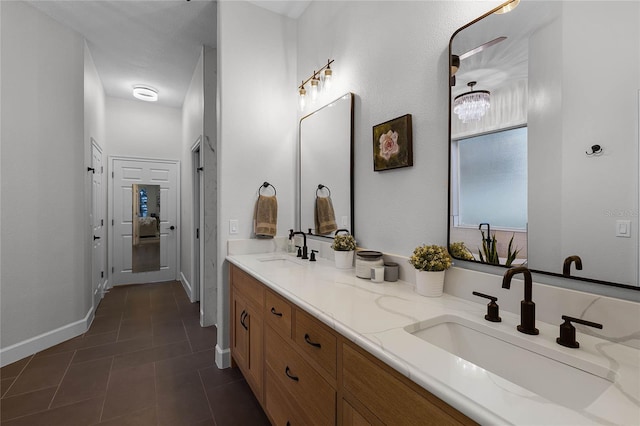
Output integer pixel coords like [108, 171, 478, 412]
[453, 127, 527, 229]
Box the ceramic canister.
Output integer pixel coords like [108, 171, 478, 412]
[355, 251, 384, 278]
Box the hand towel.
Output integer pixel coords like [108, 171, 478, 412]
[254, 195, 278, 238]
[315, 196, 337, 235]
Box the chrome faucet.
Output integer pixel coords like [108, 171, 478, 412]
[291, 231, 308, 260]
[502, 266, 539, 335]
[562, 255, 583, 277]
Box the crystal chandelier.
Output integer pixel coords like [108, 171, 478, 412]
[453, 81, 490, 123]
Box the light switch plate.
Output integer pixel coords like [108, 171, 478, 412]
[229, 219, 238, 235]
[616, 220, 631, 238]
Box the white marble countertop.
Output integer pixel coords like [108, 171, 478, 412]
[227, 252, 640, 425]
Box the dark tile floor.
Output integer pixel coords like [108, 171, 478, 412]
[0, 281, 270, 425]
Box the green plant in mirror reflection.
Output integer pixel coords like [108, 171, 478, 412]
[478, 231, 521, 267]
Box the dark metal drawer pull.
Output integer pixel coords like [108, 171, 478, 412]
[304, 333, 322, 348]
[240, 310, 248, 330]
[285, 366, 299, 382]
[270, 307, 283, 317]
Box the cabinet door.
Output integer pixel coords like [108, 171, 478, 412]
[342, 398, 375, 426]
[232, 292, 249, 370]
[244, 301, 264, 399]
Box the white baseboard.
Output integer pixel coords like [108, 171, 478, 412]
[215, 344, 231, 369]
[180, 271, 194, 302]
[0, 307, 95, 367]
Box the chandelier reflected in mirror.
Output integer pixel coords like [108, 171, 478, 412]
[453, 81, 490, 123]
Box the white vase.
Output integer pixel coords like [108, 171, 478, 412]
[334, 250, 354, 269]
[415, 270, 446, 297]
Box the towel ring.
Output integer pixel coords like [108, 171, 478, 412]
[258, 182, 276, 196]
[316, 184, 331, 197]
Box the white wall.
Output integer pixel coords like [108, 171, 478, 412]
[216, 0, 297, 366]
[296, 1, 500, 257]
[181, 49, 204, 296]
[1, 1, 86, 360]
[106, 97, 182, 161]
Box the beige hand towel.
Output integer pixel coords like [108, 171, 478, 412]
[315, 196, 337, 235]
[254, 195, 277, 238]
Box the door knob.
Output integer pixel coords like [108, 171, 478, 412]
[93, 236, 101, 240]
[170, 226, 175, 230]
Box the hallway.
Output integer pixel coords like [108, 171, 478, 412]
[0, 281, 269, 425]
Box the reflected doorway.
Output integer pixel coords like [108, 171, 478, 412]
[132, 184, 161, 273]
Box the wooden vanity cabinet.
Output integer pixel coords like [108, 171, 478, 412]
[229, 264, 476, 426]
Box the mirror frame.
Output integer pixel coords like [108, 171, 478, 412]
[297, 92, 355, 240]
[446, 1, 639, 292]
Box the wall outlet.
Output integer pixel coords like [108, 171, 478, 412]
[229, 219, 239, 235]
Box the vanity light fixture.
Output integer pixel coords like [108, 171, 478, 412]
[453, 81, 490, 123]
[133, 85, 158, 102]
[494, 0, 520, 14]
[298, 59, 334, 111]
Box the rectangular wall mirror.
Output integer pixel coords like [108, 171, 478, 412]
[448, 0, 639, 290]
[132, 183, 161, 273]
[298, 93, 354, 238]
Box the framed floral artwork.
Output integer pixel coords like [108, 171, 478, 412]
[372, 114, 413, 171]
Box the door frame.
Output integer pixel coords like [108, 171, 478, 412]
[90, 138, 106, 309]
[108, 155, 181, 288]
[191, 137, 205, 303]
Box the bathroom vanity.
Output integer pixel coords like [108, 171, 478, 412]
[227, 251, 640, 425]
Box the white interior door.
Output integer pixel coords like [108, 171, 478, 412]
[91, 140, 105, 308]
[111, 157, 180, 285]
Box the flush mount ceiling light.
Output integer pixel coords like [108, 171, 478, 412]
[453, 81, 490, 123]
[133, 85, 158, 102]
[298, 59, 334, 111]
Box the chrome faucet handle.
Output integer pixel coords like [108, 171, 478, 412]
[556, 315, 603, 348]
[472, 291, 502, 323]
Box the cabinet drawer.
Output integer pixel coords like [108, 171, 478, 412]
[265, 290, 293, 339]
[342, 342, 476, 425]
[231, 265, 264, 308]
[265, 326, 335, 425]
[294, 309, 337, 379]
[265, 370, 310, 426]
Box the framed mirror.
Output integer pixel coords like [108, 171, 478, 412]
[132, 184, 161, 273]
[298, 93, 354, 238]
[448, 0, 639, 289]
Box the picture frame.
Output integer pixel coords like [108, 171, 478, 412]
[372, 114, 413, 171]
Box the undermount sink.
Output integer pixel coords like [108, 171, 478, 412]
[257, 256, 302, 267]
[405, 315, 614, 409]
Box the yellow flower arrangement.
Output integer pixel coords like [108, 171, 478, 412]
[409, 244, 452, 272]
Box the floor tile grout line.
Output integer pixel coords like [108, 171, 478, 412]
[153, 360, 160, 426]
[97, 356, 115, 423]
[0, 354, 34, 399]
[0, 394, 101, 423]
[46, 350, 77, 410]
[198, 368, 217, 425]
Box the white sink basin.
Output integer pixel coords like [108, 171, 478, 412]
[405, 315, 614, 409]
[257, 256, 302, 267]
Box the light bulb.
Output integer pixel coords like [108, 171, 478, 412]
[310, 78, 319, 102]
[323, 67, 333, 90]
[299, 85, 307, 111]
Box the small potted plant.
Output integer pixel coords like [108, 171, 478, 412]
[332, 232, 356, 269]
[409, 244, 452, 297]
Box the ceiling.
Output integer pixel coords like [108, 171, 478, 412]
[28, 0, 217, 108]
[26, 0, 311, 109]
